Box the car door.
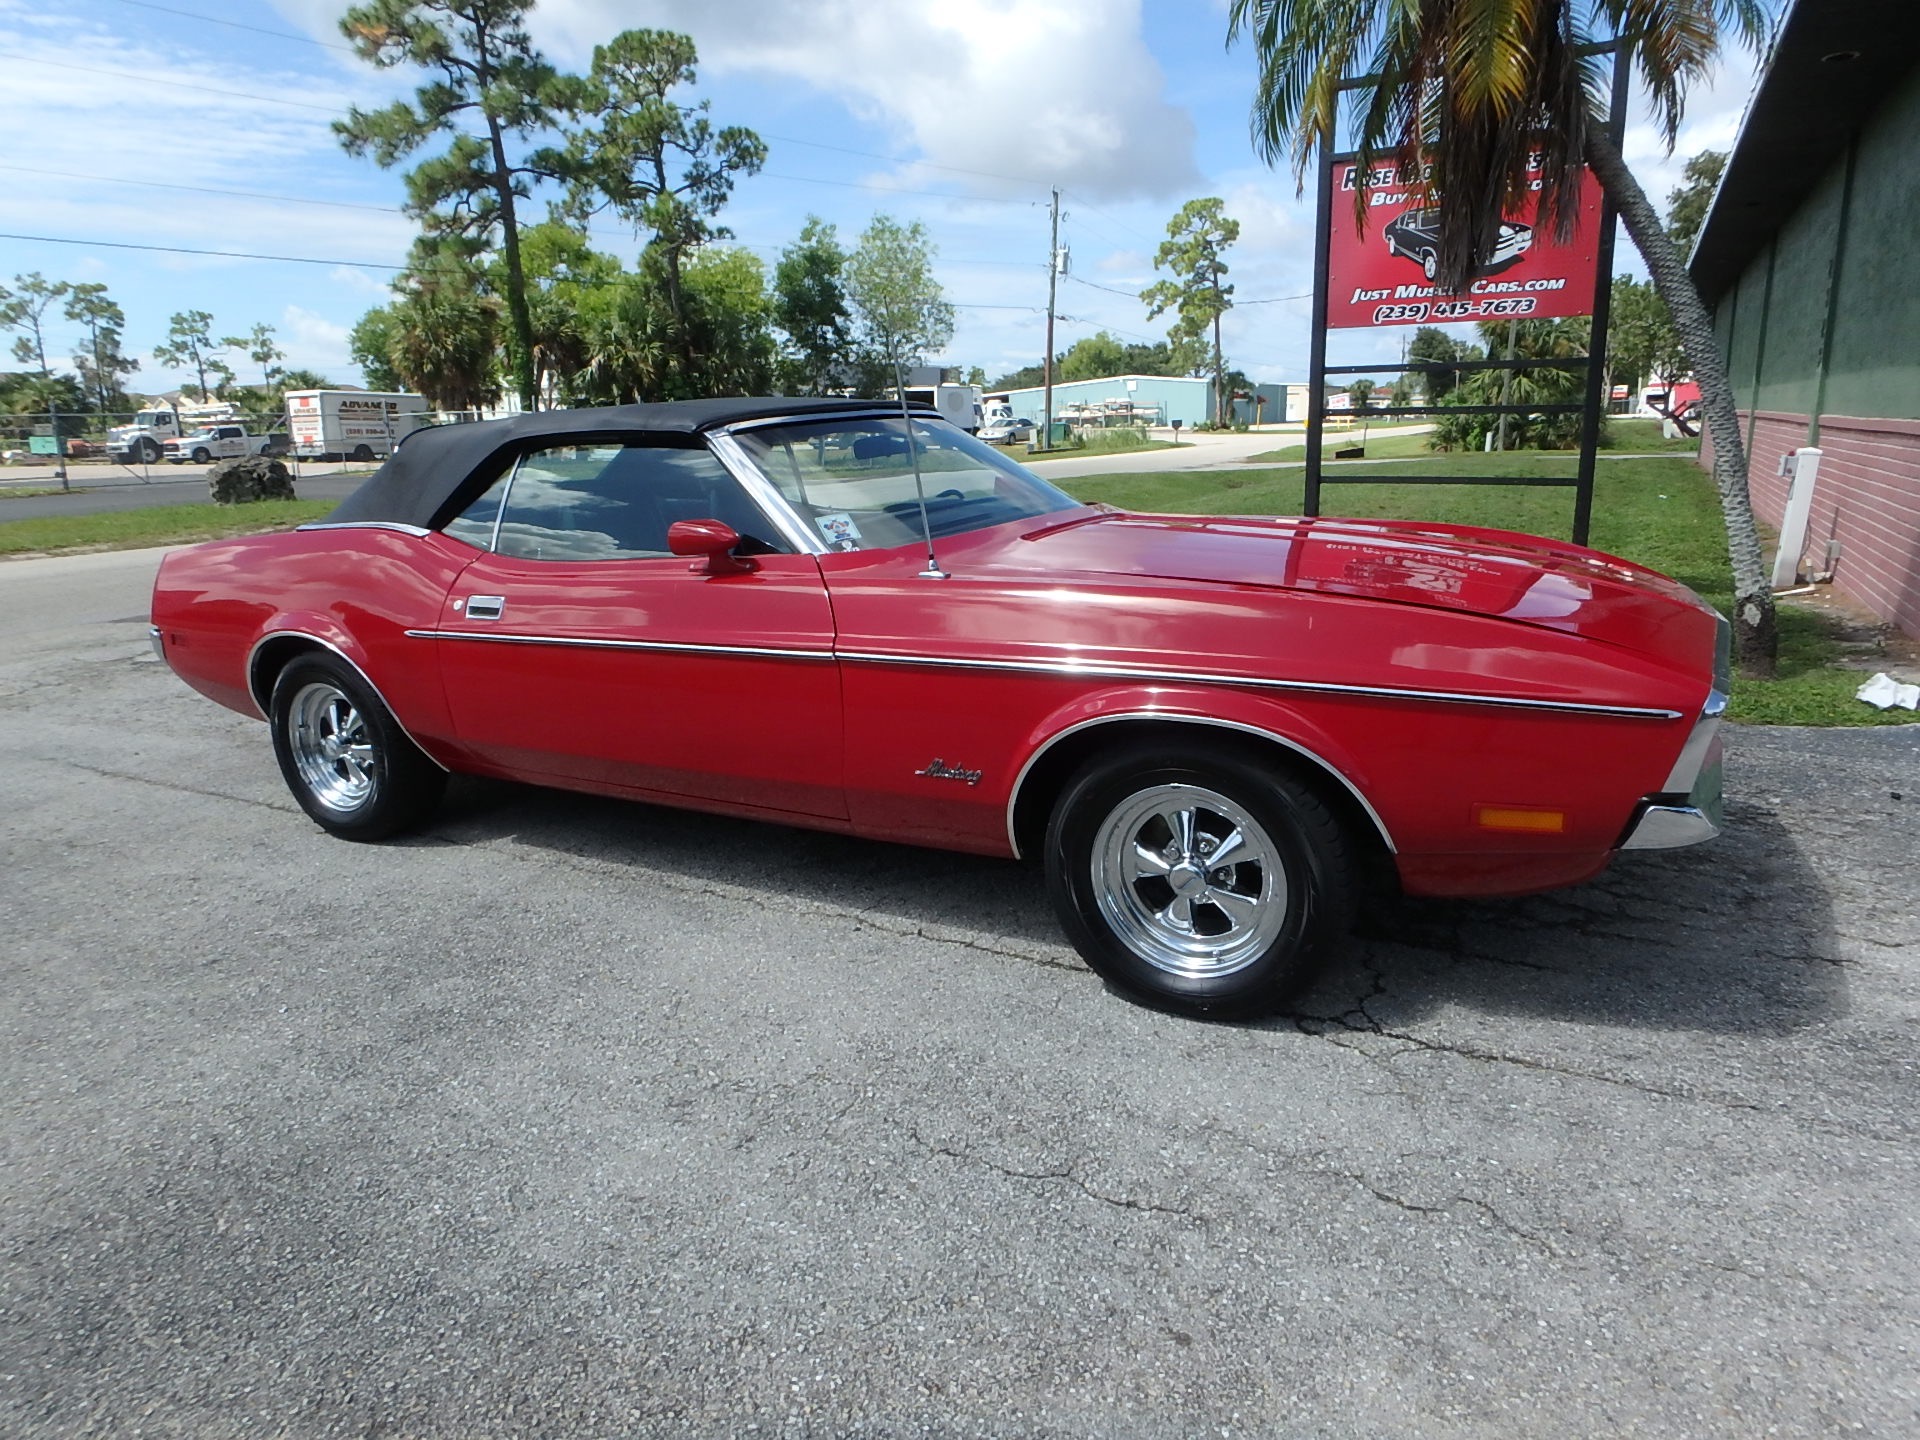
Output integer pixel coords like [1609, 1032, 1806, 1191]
[430, 437, 846, 821]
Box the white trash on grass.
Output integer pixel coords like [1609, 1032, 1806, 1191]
[1855, 672, 1920, 710]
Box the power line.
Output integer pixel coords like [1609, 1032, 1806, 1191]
[0, 163, 396, 215]
[1063, 273, 1146, 301]
[1060, 192, 1162, 247]
[0, 233, 1050, 296]
[1063, 273, 1314, 307]
[0, 231, 406, 270]
[16, 57, 343, 114]
[102, 0, 357, 53]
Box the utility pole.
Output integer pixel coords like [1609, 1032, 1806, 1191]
[1043, 187, 1059, 452]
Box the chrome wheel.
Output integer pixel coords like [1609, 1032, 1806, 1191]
[287, 681, 379, 813]
[1091, 782, 1289, 980]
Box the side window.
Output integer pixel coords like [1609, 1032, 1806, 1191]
[442, 471, 510, 551]
[489, 443, 790, 563]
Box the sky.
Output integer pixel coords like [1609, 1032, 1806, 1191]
[0, 0, 1774, 399]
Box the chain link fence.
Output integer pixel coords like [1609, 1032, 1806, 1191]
[2, 402, 474, 490]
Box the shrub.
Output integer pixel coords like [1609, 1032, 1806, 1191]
[208, 454, 297, 504]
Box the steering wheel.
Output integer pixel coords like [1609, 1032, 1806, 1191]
[935, 488, 964, 500]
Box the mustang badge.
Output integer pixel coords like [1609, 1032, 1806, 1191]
[915, 758, 983, 787]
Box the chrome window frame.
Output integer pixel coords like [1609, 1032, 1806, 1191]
[707, 409, 1078, 557]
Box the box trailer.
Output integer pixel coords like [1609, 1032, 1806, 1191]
[286, 390, 430, 461]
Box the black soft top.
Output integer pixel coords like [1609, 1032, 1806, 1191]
[324, 396, 921, 530]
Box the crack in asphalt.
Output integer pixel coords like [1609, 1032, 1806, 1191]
[55, 758, 298, 815]
[1336, 1175, 1565, 1257]
[906, 1126, 1198, 1221]
[1284, 965, 1769, 1115]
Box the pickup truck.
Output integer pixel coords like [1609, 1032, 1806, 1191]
[161, 425, 286, 464]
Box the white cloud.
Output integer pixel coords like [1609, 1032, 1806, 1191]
[280, 304, 356, 378]
[331, 265, 396, 298]
[534, 0, 1199, 201]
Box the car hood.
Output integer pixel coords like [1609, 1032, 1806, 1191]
[1009, 510, 1712, 652]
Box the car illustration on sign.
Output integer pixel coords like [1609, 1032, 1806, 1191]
[1384, 207, 1535, 281]
[150, 398, 1727, 1018]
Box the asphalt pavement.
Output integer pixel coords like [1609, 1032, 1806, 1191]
[2, 547, 1917, 1437]
[0, 461, 372, 521]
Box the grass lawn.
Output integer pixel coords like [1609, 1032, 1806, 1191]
[0, 499, 337, 558]
[1059, 450, 1909, 728]
[1245, 417, 1701, 466]
[0, 485, 93, 500]
[1029, 428, 1175, 458]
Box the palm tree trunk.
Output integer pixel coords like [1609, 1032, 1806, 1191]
[1585, 128, 1776, 676]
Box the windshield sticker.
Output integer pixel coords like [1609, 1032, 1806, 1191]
[816, 512, 862, 547]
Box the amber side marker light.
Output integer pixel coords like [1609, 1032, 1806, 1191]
[1475, 805, 1567, 835]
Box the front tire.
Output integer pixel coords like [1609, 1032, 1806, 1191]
[1044, 745, 1355, 1018]
[269, 654, 444, 841]
[191, 447, 211, 464]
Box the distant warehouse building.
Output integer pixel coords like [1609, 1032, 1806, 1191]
[1692, 0, 1920, 638]
[989, 375, 1300, 429]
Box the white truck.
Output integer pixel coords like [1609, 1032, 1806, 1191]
[161, 423, 276, 465]
[900, 383, 983, 434]
[106, 401, 244, 464]
[286, 390, 430, 462]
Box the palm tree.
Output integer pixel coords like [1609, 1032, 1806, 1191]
[1229, 0, 1777, 674]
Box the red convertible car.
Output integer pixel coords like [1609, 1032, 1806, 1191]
[151, 398, 1727, 1016]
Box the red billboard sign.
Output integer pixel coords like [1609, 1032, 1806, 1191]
[1325, 152, 1603, 330]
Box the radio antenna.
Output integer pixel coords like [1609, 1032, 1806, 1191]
[892, 354, 948, 580]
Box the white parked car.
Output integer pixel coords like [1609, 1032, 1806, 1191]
[980, 416, 1036, 444]
[162, 425, 260, 465]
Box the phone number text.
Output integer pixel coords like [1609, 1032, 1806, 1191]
[1371, 297, 1539, 324]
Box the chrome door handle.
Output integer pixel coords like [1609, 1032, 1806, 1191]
[463, 595, 506, 620]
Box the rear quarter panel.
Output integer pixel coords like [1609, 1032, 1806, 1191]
[151, 528, 477, 757]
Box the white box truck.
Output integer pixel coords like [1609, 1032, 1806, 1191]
[899, 383, 983, 434]
[286, 390, 430, 462]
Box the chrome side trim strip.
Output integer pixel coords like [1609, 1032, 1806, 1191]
[245, 630, 449, 772]
[405, 629, 835, 662]
[709, 407, 936, 438]
[836, 649, 1684, 720]
[403, 630, 1681, 718]
[295, 521, 432, 538]
[1005, 713, 1398, 860]
[148, 624, 168, 666]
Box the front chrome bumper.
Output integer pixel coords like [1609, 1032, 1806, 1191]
[1620, 612, 1729, 852]
[1620, 732, 1724, 849]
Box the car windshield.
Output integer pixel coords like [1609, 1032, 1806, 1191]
[729, 415, 1079, 551]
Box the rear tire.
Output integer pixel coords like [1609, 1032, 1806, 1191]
[351, 444, 376, 463]
[1044, 744, 1355, 1018]
[269, 654, 444, 841]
